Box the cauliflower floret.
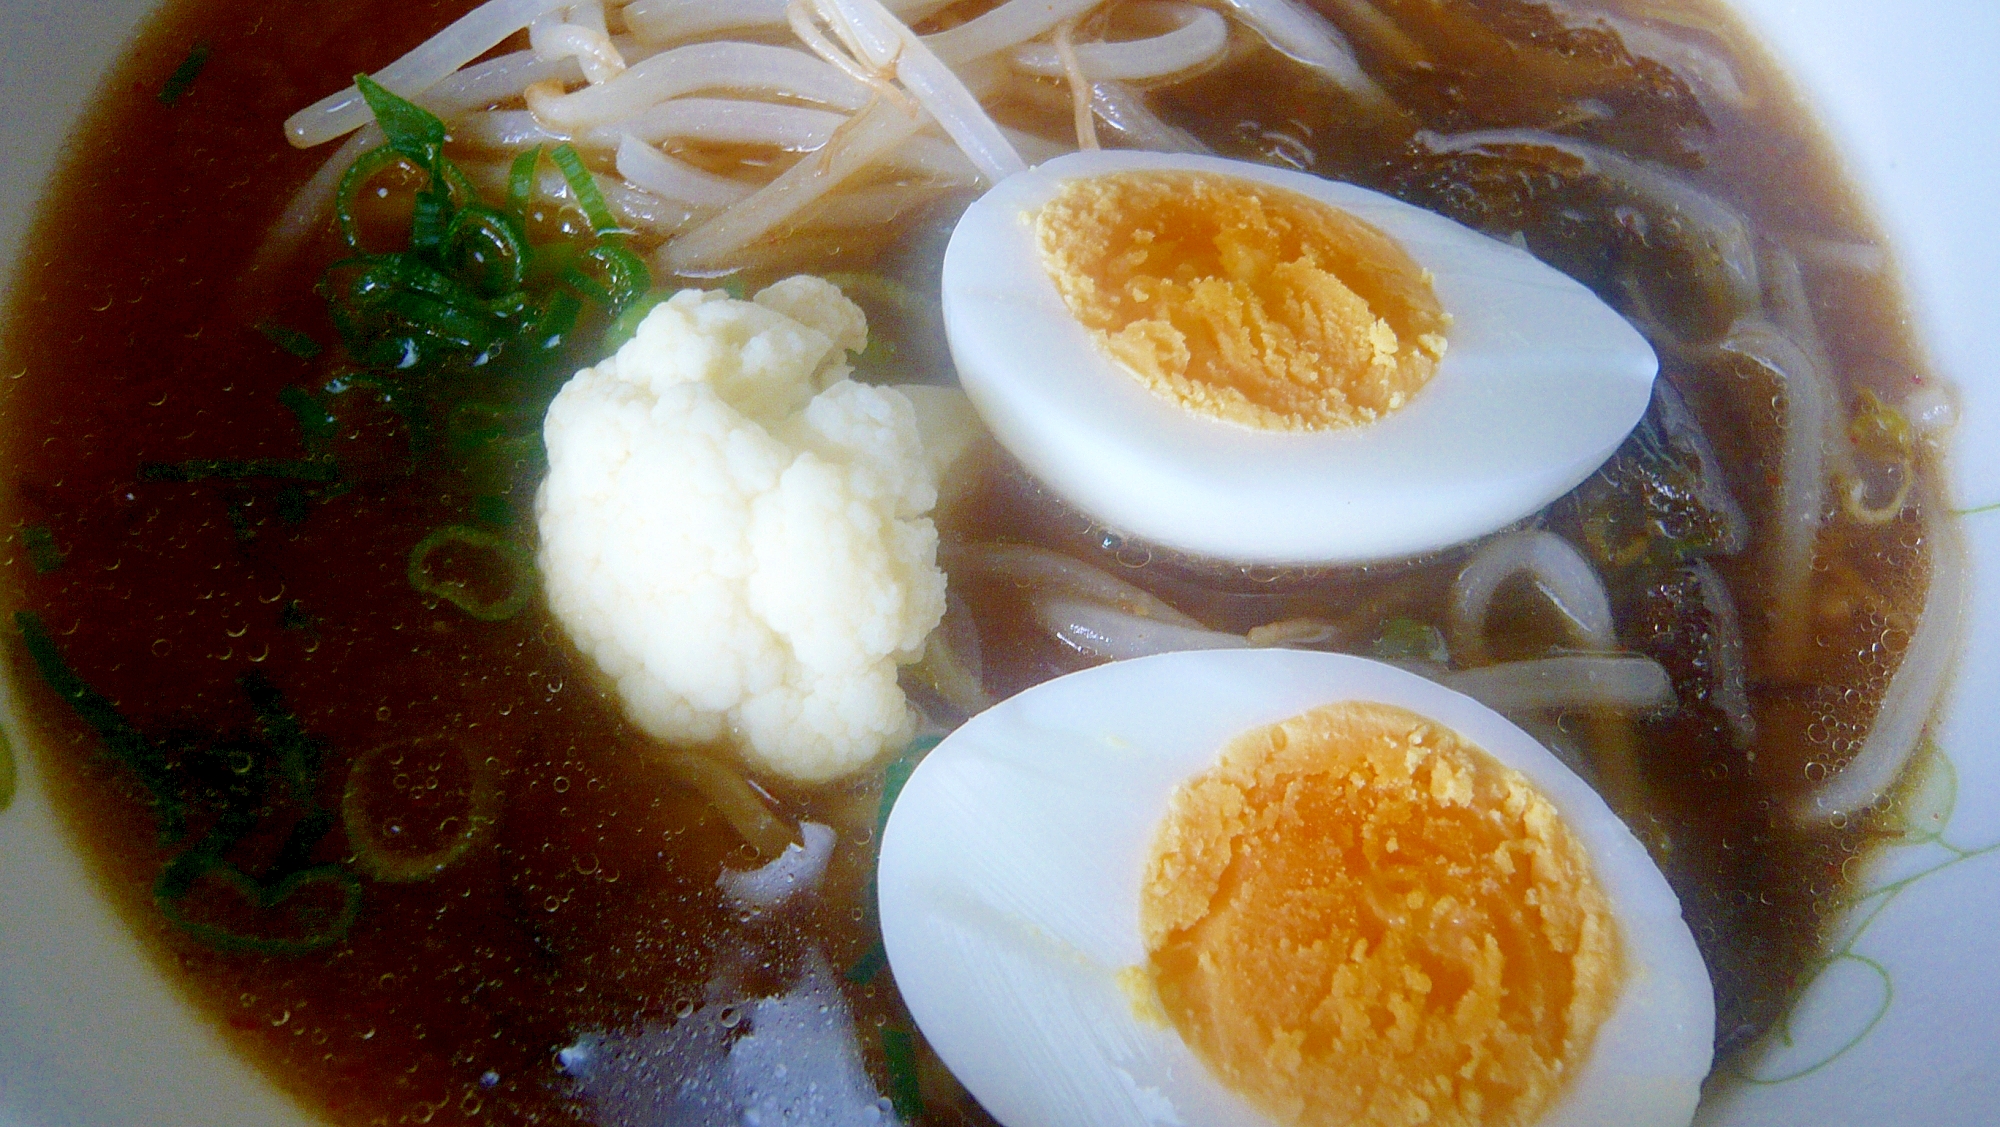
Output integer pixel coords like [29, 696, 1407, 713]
[536, 278, 947, 782]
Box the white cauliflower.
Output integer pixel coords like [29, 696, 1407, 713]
[536, 276, 948, 783]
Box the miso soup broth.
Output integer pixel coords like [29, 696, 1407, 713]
[0, 0, 1958, 1124]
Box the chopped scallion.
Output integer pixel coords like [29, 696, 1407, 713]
[333, 146, 417, 253]
[550, 143, 619, 236]
[354, 74, 447, 172]
[407, 525, 534, 622]
[257, 321, 325, 361]
[508, 145, 543, 218]
[155, 856, 362, 956]
[881, 1027, 926, 1121]
[601, 288, 673, 354]
[845, 941, 889, 986]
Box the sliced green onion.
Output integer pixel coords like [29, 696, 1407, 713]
[568, 242, 651, 315]
[550, 143, 618, 235]
[407, 525, 534, 621]
[526, 289, 583, 352]
[21, 524, 64, 574]
[844, 941, 889, 985]
[158, 41, 211, 107]
[440, 160, 480, 210]
[508, 145, 543, 218]
[155, 855, 362, 956]
[601, 288, 674, 354]
[342, 740, 500, 883]
[279, 599, 317, 632]
[881, 1027, 925, 1122]
[473, 494, 514, 528]
[407, 187, 453, 257]
[241, 671, 324, 804]
[447, 400, 539, 455]
[445, 205, 529, 296]
[257, 321, 324, 361]
[333, 146, 416, 252]
[354, 74, 447, 172]
[15, 611, 184, 839]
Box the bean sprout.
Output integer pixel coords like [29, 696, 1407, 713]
[1034, 593, 1252, 661]
[581, 98, 847, 150]
[616, 134, 753, 208]
[719, 821, 837, 910]
[662, 98, 930, 270]
[1438, 655, 1676, 714]
[286, 0, 580, 146]
[947, 543, 1202, 628]
[1211, 0, 1389, 105]
[1449, 530, 1616, 666]
[923, 0, 1108, 65]
[662, 751, 797, 856]
[1012, 3, 1228, 81]
[1089, 81, 1208, 152]
[812, 0, 1027, 182]
[1798, 492, 1967, 823]
[1712, 319, 1833, 675]
[1053, 18, 1102, 151]
[530, 4, 628, 85]
[525, 42, 872, 132]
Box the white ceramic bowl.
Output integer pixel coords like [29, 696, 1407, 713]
[0, 3, 1994, 1126]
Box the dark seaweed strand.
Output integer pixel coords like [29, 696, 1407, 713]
[15, 611, 360, 952]
[157, 40, 211, 106]
[138, 458, 339, 483]
[20, 524, 65, 574]
[240, 671, 340, 877]
[14, 611, 185, 840]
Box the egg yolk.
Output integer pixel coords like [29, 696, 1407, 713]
[1035, 170, 1450, 431]
[1139, 702, 1622, 1127]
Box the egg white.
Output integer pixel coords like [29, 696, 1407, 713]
[940, 151, 1658, 564]
[877, 649, 1713, 1127]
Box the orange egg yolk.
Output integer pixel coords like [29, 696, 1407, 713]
[1034, 170, 1449, 431]
[1138, 701, 1622, 1127]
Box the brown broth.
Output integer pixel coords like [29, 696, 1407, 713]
[0, 0, 1943, 1122]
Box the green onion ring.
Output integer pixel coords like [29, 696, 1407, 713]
[341, 738, 502, 883]
[406, 525, 534, 622]
[334, 145, 420, 252]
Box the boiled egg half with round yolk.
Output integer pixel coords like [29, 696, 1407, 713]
[940, 151, 1657, 564]
[877, 649, 1712, 1127]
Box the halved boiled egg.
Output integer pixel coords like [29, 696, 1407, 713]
[877, 649, 1712, 1127]
[940, 151, 1657, 563]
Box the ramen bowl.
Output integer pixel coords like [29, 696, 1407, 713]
[0, 2, 1994, 1125]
